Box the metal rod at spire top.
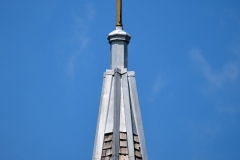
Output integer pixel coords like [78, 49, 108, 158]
[116, 0, 123, 27]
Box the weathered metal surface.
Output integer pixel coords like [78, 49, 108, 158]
[131, 109, 138, 135]
[109, 39, 128, 69]
[128, 76, 148, 160]
[93, 74, 113, 160]
[120, 77, 127, 132]
[108, 28, 131, 44]
[94, 69, 148, 160]
[127, 71, 135, 77]
[93, 2, 148, 158]
[122, 73, 135, 160]
[108, 26, 130, 70]
[105, 77, 115, 133]
[94, 70, 148, 160]
[112, 72, 121, 160]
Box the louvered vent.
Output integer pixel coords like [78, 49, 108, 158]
[101, 132, 131, 160]
[133, 134, 142, 160]
[102, 133, 113, 160]
[119, 132, 129, 160]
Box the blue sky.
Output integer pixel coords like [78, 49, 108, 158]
[0, 0, 240, 159]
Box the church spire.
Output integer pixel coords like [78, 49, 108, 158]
[92, 1, 148, 160]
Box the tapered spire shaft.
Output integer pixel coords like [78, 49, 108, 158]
[116, 0, 123, 27]
[92, 1, 148, 160]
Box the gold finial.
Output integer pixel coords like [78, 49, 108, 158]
[116, 0, 123, 27]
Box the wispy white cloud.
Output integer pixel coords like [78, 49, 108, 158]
[149, 75, 167, 102]
[66, 3, 96, 78]
[189, 120, 220, 159]
[190, 121, 219, 139]
[218, 105, 238, 115]
[233, 46, 240, 59]
[189, 49, 239, 88]
[152, 76, 167, 93]
[190, 49, 240, 116]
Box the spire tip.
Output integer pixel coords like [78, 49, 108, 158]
[116, 0, 123, 27]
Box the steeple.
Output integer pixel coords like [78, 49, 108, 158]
[92, 1, 148, 160]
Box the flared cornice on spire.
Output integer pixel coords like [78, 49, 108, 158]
[108, 27, 131, 70]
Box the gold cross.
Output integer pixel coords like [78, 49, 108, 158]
[116, 0, 122, 27]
